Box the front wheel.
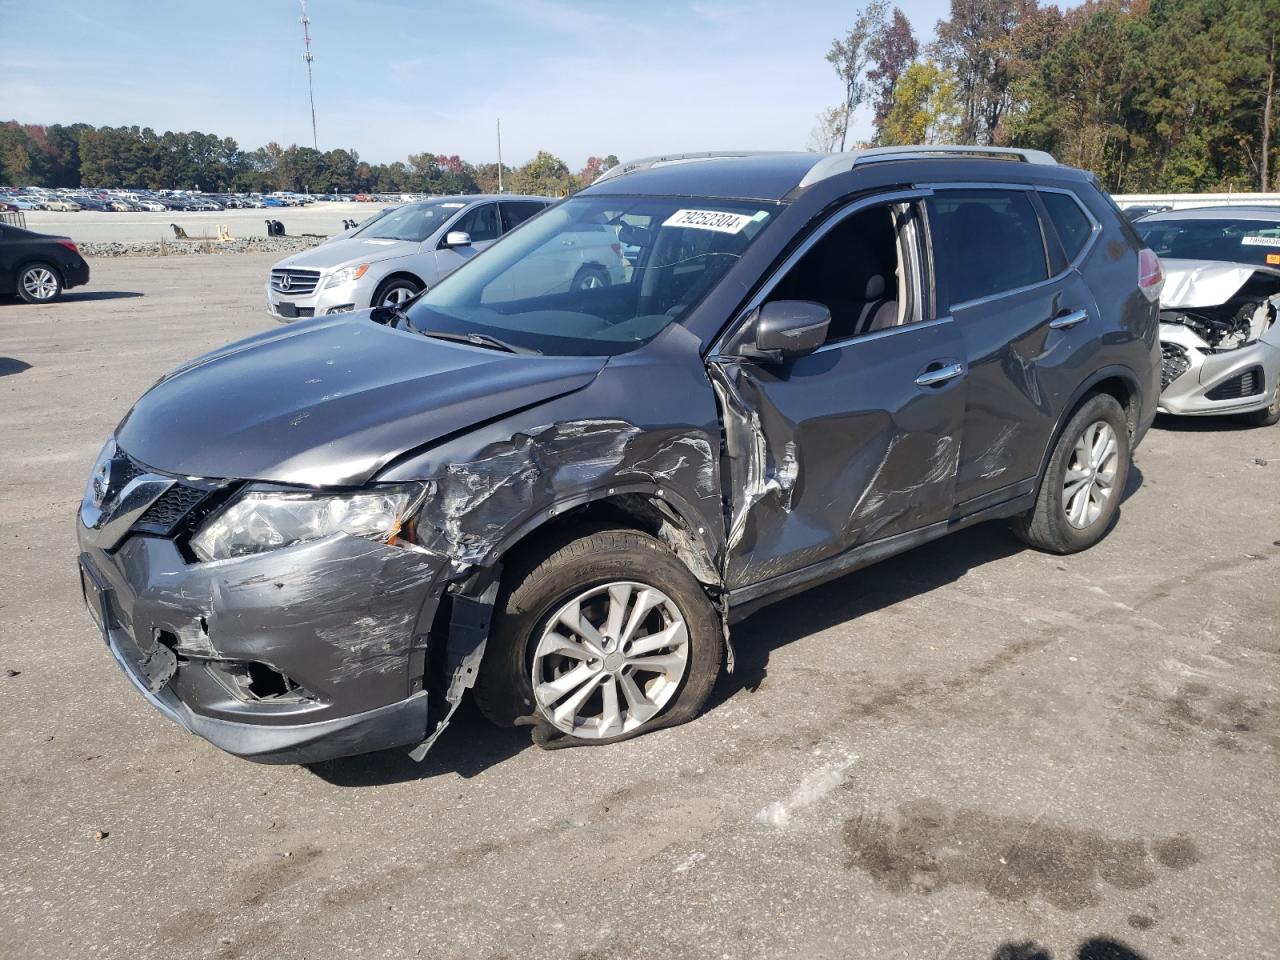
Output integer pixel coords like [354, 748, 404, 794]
[373, 277, 421, 308]
[473, 527, 723, 744]
[1013, 392, 1131, 554]
[17, 263, 63, 304]
[570, 265, 610, 292]
[1241, 389, 1280, 428]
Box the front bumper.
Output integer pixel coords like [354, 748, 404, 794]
[264, 278, 364, 323]
[77, 525, 449, 763]
[1158, 328, 1280, 416]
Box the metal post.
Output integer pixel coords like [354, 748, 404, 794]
[496, 118, 503, 194]
[300, 0, 318, 151]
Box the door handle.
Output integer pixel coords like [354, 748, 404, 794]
[1049, 309, 1089, 330]
[915, 361, 965, 387]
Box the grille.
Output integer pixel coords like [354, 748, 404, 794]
[1160, 342, 1191, 390]
[114, 457, 145, 490]
[270, 268, 321, 296]
[1205, 366, 1264, 402]
[134, 482, 209, 529]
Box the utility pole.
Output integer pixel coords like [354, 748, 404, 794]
[300, 0, 318, 151]
[496, 118, 503, 193]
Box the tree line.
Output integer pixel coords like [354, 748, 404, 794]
[0, 121, 618, 197]
[816, 0, 1279, 193]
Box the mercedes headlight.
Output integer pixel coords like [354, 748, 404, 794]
[323, 263, 369, 288]
[190, 484, 426, 562]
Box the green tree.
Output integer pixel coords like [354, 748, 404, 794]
[880, 61, 962, 145]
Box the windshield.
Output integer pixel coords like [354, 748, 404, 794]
[401, 195, 778, 356]
[1137, 217, 1280, 268]
[358, 200, 469, 242]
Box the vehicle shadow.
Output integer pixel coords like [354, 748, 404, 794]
[0, 358, 32, 377]
[993, 938, 1148, 960]
[57, 291, 144, 303]
[312, 469, 1147, 787]
[1152, 411, 1253, 432]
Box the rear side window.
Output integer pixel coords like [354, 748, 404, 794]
[927, 189, 1048, 307]
[500, 200, 548, 233]
[1039, 190, 1094, 261]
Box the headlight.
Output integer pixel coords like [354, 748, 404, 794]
[190, 484, 425, 561]
[323, 263, 370, 288]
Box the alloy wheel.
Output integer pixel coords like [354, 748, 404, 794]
[531, 581, 689, 738]
[380, 286, 415, 306]
[1062, 420, 1118, 529]
[22, 267, 58, 301]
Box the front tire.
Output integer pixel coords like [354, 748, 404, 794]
[570, 265, 610, 292]
[473, 527, 723, 744]
[17, 263, 63, 304]
[1241, 388, 1280, 427]
[372, 277, 421, 308]
[1013, 393, 1131, 554]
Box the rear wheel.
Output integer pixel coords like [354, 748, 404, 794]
[1241, 388, 1280, 427]
[1013, 393, 1130, 554]
[373, 277, 421, 308]
[17, 263, 62, 304]
[473, 527, 722, 743]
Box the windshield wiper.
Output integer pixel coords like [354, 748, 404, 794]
[420, 329, 541, 355]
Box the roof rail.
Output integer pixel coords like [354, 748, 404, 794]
[593, 151, 786, 184]
[797, 145, 1059, 189]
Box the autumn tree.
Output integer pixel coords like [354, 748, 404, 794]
[823, 1, 888, 151]
[866, 8, 919, 140]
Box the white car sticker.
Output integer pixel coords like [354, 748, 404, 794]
[663, 209, 759, 234]
[1241, 235, 1280, 246]
[442, 202, 466, 208]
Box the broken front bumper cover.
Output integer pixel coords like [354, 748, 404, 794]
[1158, 325, 1279, 416]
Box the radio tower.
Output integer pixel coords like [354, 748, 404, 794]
[299, 0, 318, 150]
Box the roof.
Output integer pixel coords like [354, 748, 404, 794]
[1139, 205, 1280, 222]
[584, 146, 1068, 202]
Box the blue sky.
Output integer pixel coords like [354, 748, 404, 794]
[0, 0, 954, 169]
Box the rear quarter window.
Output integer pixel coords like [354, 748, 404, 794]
[927, 189, 1049, 308]
[1039, 190, 1095, 261]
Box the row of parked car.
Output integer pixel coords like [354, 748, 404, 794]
[0, 188, 321, 213]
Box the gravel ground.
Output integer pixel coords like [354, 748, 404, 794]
[2, 254, 1278, 960]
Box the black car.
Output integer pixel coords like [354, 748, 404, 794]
[2, 224, 90, 303]
[77, 146, 1161, 764]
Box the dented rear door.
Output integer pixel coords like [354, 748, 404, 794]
[710, 318, 966, 589]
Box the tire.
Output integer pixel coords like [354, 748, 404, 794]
[16, 262, 63, 304]
[372, 277, 421, 308]
[570, 265, 610, 292]
[1241, 388, 1280, 427]
[473, 526, 723, 744]
[1012, 392, 1131, 554]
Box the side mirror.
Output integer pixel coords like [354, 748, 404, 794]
[444, 230, 472, 248]
[750, 300, 830, 361]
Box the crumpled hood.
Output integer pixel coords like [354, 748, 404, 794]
[116, 316, 606, 486]
[274, 236, 419, 270]
[1160, 258, 1280, 309]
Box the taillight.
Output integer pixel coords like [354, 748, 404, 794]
[56, 239, 79, 255]
[1138, 248, 1163, 302]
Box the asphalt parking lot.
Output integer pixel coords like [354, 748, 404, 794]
[2, 254, 1278, 960]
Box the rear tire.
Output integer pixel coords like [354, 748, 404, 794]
[1241, 389, 1280, 427]
[1013, 393, 1131, 554]
[473, 526, 722, 744]
[17, 262, 63, 304]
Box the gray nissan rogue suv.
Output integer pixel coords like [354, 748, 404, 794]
[77, 147, 1163, 763]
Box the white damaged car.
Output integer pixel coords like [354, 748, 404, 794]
[1135, 206, 1280, 426]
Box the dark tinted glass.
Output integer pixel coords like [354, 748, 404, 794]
[1040, 190, 1094, 260]
[500, 200, 548, 233]
[1135, 218, 1280, 267]
[455, 203, 500, 242]
[927, 189, 1048, 307]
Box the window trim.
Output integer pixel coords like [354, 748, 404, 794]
[1035, 185, 1102, 271]
[711, 188, 934, 357]
[921, 182, 1100, 312]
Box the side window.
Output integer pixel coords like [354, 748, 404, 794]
[500, 200, 548, 233]
[765, 202, 917, 344]
[1039, 190, 1094, 261]
[453, 203, 500, 243]
[926, 189, 1049, 308]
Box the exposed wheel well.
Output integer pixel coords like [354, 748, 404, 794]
[1082, 375, 1138, 438]
[371, 272, 424, 301]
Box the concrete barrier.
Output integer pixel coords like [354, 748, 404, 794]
[1112, 192, 1280, 210]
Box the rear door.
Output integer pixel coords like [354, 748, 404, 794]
[713, 191, 968, 590]
[924, 186, 1099, 509]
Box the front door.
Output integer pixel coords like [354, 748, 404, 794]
[713, 194, 968, 590]
[435, 201, 502, 279]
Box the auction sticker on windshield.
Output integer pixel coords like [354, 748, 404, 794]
[663, 209, 760, 234]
